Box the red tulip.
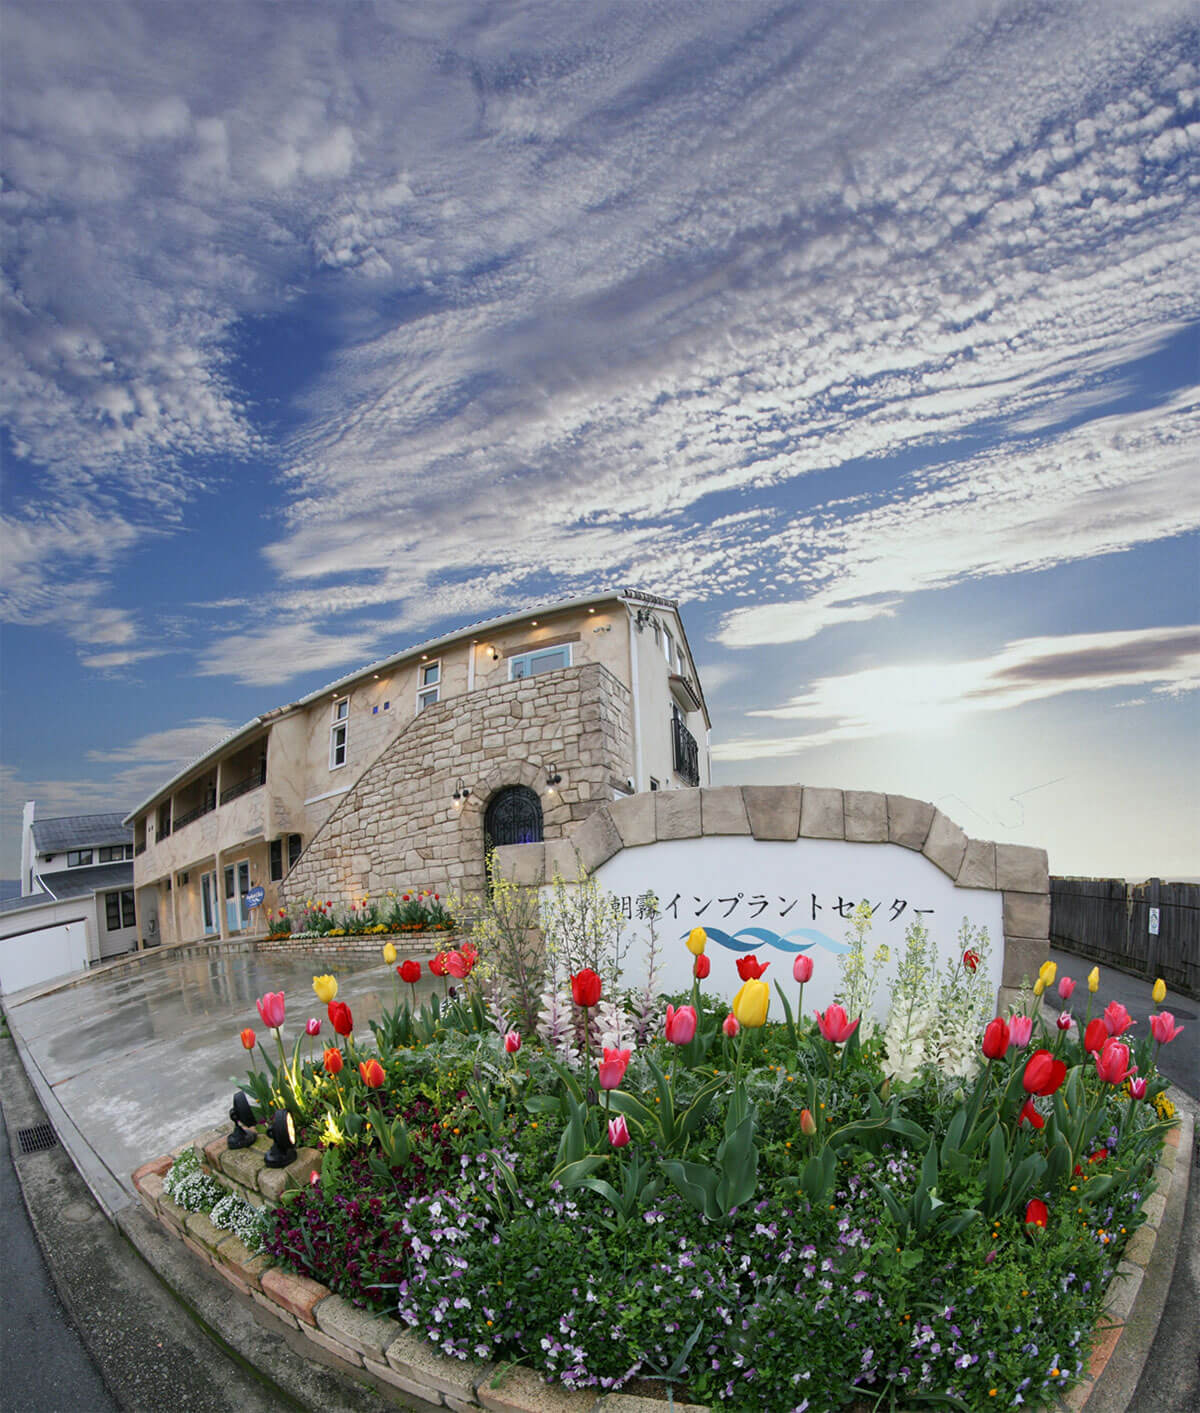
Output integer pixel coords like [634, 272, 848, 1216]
[799, 1108, 817, 1137]
[460, 942, 479, 967]
[256, 991, 286, 1030]
[793, 953, 813, 983]
[429, 953, 449, 978]
[570, 968, 602, 1007]
[1083, 1018, 1108, 1053]
[503, 1030, 521, 1054]
[444, 950, 468, 979]
[399, 959, 421, 983]
[1129, 1076, 1148, 1100]
[240, 1027, 256, 1050]
[664, 1004, 698, 1046]
[607, 1115, 631, 1149]
[1056, 1012, 1072, 1032]
[815, 1003, 860, 1045]
[1149, 1011, 1184, 1045]
[1095, 1038, 1131, 1085]
[693, 953, 711, 980]
[981, 1017, 1009, 1061]
[328, 1000, 354, 1036]
[323, 1047, 343, 1075]
[736, 954, 770, 981]
[1025, 1198, 1048, 1228]
[598, 1046, 631, 1089]
[1022, 1049, 1067, 1096]
[1019, 1098, 1045, 1130]
[359, 1058, 386, 1088]
[722, 1013, 740, 1038]
[306, 1017, 321, 1037]
[962, 948, 980, 973]
[1102, 1001, 1134, 1037]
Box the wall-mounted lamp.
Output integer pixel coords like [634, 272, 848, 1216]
[452, 779, 472, 803]
[227, 1090, 258, 1150]
[263, 1108, 297, 1169]
[545, 763, 562, 789]
[487, 646, 500, 661]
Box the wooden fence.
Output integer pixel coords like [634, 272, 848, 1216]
[1050, 877, 1199, 999]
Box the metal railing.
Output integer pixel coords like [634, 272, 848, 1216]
[672, 714, 700, 786]
[220, 773, 264, 805]
[172, 798, 215, 830]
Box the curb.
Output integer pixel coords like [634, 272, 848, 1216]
[133, 1097, 1195, 1413]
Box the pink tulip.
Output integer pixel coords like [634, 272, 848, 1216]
[1149, 1011, 1184, 1045]
[1057, 976, 1076, 1001]
[722, 1013, 740, 1038]
[815, 1004, 860, 1045]
[503, 1030, 521, 1054]
[664, 1004, 698, 1046]
[1095, 1038, 1132, 1085]
[444, 950, 468, 979]
[1102, 1001, 1135, 1037]
[597, 1046, 632, 1090]
[1129, 1076, 1148, 1100]
[792, 954, 813, 984]
[256, 991, 286, 1030]
[306, 1017, 321, 1037]
[608, 1115, 631, 1148]
[1007, 1015, 1033, 1049]
[1056, 1012, 1072, 1032]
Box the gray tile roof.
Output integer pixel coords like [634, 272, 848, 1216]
[31, 813, 132, 854]
[31, 862, 133, 902]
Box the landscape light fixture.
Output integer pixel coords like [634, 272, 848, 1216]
[545, 763, 562, 789]
[452, 779, 472, 803]
[227, 1090, 258, 1150]
[263, 1108, 297, 1168]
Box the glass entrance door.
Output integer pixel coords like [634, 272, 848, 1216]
[223, 859, 251, 932]
[201, 871, 218, 936]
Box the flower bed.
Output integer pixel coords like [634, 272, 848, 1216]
[267, 887, 455, 941]
[190, 887, 1184, 1411]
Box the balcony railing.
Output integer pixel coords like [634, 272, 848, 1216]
[220, 772, 264, 806]
[672, 714, 700, 787]
[172, 798, 216, 831]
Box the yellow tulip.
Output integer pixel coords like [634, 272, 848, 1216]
[312, 974, 338, 1004]
[1152, 978, 1166, 1005]
[1033, 977, 1045, 998]
[1088, 966, 1100, 994]
[1039, 960, 1057, 986]
[731, 978, 770, 1028]
[686, 926, 708, 956]
[382, 941, 397, 965]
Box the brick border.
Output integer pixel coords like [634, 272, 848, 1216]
[495, 787, 1050, 1009]
[134, 1099, 1192, 1413]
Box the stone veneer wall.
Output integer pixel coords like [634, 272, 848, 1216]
[493, 784, 1051, 1010]
[283, 662, 633, 907]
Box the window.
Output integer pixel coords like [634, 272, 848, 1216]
[67, 849, 93, 868]
[269, 839, 283, 881]
[330, 697, 349, 769]
[288, 833, 302, 869]
[105, 889, 135, 930]
[99, 844, 133, 862]
[417, 660, 441, 712]
[509, 644, 572, 680]
[157, 802, 171, 838]
[663, 629, 674, 665]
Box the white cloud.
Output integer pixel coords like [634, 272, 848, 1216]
[713, 624, 1200, 759]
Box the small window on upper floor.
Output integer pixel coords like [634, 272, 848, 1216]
[417, 660, 441, 712]
[98, 844, 133, 862]
[67, 849, 93, 867]
[509, 644, 572, 680]
[663, 628, 674, 665]
[330, 697, 349, 769]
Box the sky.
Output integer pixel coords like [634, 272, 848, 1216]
[1, 0, 1197, 884]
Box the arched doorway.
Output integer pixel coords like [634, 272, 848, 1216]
[484, 786, 543, 871]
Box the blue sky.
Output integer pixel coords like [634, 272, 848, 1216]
[2, 0, 1197, 881]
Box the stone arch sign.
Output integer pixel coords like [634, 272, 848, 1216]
[493, 785, 1050, 1019]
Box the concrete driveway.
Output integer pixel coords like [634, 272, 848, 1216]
[2, 942, 426, 1215]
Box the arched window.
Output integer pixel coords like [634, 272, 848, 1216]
[484, 786, 544, 863]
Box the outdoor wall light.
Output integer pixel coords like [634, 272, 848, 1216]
[263, 1108, 297, 1168]
[452, 779, 472, 803]
[487, 647, 499, 660]
[545, 763, 562, 789]
[227, 1090, 258, 1150]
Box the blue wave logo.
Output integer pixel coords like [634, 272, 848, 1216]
[682, 927, 848, 955]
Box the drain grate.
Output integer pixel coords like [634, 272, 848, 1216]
[16, 1122, 58, 1155]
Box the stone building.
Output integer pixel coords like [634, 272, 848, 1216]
[125, 589, 711, 946]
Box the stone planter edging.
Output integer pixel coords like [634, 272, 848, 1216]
[131, 1102, 1193, 1413]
